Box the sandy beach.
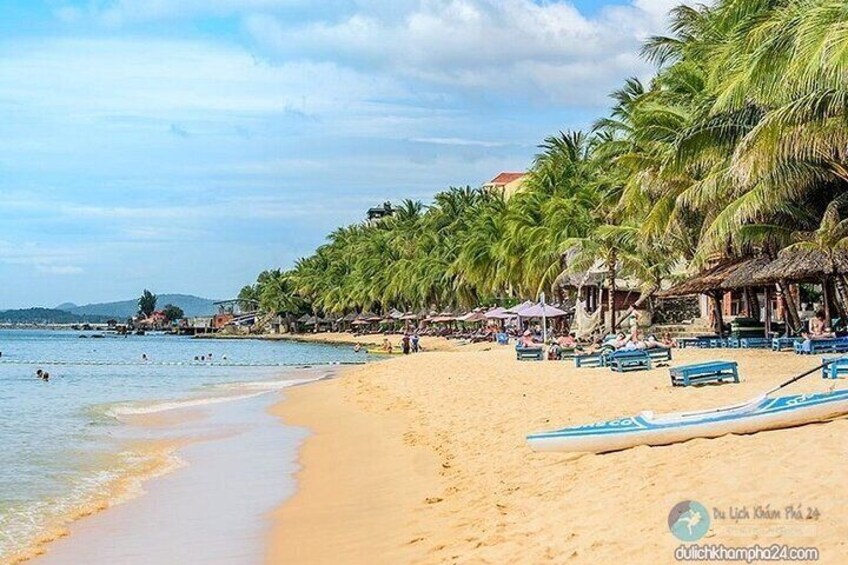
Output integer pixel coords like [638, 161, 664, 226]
[270, 346, 848, 564]
[200, 332, 471, 353]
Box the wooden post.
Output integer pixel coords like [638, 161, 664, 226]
[711, 291, 725, 336]
[764, 286, 772, 337]
[822, 277, 832, 330]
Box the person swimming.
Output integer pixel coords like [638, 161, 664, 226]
[353, 343, 362, 353]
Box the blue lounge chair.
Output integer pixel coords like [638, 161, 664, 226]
[772, 337, 798, 351]
[574, 351, 607, 368]
[669, 361, 739, 387]
[795, 337, 848, 355]
[739, 337, 771, 349]
[607, 350, 651, 373]
[515, 345, 543, 361]
[822, 357, 848, 379]
[646, 347, 672, 364]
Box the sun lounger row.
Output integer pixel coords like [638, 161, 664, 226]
[795, 337, 848, 355]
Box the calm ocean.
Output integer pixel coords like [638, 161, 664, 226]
[0, 330, 364, 561]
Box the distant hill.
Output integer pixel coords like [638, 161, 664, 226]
[56, 294, 220, 319]
[0, 308, 113, 325]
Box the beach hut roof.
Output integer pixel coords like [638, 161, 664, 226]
[341, 312, 359, 322]
[721, 256, 773, 289]
[750, 248, 848, 285]
[555, 270, 606, 289]
[658, 258, 752, 297]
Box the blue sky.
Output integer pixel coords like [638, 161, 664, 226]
[0, 0, 686, 308]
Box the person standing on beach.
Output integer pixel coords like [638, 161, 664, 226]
[401, 333, 411, 355]
[411, 333, 420, 353]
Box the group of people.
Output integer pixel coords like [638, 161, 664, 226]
[515, 326, 675, 360]
[355, 332, 422, 354]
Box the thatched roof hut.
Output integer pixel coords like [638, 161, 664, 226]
[659, 258, 757, 297]
[750, 249, 848, 285]
[721, 256, 773, 289]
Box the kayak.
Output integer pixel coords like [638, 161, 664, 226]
[527, 389, 848, 453]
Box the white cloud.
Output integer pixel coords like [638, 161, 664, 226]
[0, 38, 408, 121]
[0, 241, 85, 276]
[243, 0, 696, 105]
[410, 137, 509, 148]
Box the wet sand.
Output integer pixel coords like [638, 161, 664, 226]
[269, 347, 848, 564]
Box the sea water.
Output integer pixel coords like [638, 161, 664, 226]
[0, 330, 363, 561]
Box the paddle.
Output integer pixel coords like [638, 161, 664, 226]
[762, 354, 848, 397]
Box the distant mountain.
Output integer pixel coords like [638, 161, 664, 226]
[56, 294, 220, 319]
[0, 308, 113, 325]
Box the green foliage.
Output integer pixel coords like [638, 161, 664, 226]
[244, 0, 848, 316]
[137, 289, 157, 318]
[161, 304, 185, 322]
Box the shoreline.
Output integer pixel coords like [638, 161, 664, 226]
[267, 346, 848, 563]
[15, 366, 336, 565]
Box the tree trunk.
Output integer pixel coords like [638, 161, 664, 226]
[606, 251, 617, 333]
[832, 275, 848, 330]
[763, 286, 772, 336]
[710, 291, 725, 336]
[777, 280, 802, 334]
[613, 284, 658, 330]
[744, 287, 760, 320]
[822, 278, 833, 330]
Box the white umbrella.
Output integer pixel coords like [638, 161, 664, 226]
[517, 303, 567, 318]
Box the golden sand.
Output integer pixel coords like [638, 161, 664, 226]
[269, 347, 848, 564]
[203, 331, 475, 352]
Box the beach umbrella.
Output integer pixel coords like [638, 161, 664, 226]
[400, 312, 419, 320]
[518, 303, 568, 319]
[459, 311, 487, 323]
[505, 300, 534, 315]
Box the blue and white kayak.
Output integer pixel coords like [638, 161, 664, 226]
[527, 389, 848, 453]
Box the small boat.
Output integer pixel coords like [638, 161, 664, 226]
[527, 389, 848, 453]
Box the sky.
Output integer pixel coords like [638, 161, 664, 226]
[0, 0, 690, 308]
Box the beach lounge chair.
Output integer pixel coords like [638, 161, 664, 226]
[516, 345, 543, 361]
[607, 350, 651, 373]
[822, 357, 848, 379]
[676, 337, 700, 349]
[794, 337, 848, 355]
[772, 337, 798, 351]
[574, 351, 607, 368]
[555, 347, 577, 361]
[739, 337, 771, 349]
[646, 347, 672, 365]
[669, 361, 739, 387]
[697, 336, 727, 348]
